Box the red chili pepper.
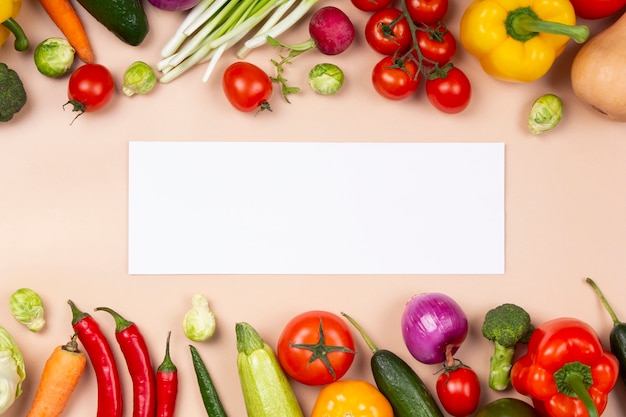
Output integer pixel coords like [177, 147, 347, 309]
[511, 317, 619, 417]
[68, 300, 123, 417]
[156, 331, 178, 417]
[95, 306, 156, 417]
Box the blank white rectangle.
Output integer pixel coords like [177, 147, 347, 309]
[128, 142, 504, 274]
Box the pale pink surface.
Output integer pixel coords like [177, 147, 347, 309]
[1, 2, 626, 417]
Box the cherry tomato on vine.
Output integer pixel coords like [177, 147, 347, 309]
[351, 0, 393, 13]
[414, 24, 457, 67]
[405, 0, 448, 25]
[222, 62, 273, 113]
[372, 56, 420, 101]
[277, 310, 356, 386]
[65, 63, 115, 118]
[365, 8, 412, 56]
[436, 366, 481, 417]
[425, 66, 471, 114]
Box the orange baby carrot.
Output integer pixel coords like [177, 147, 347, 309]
[25, 334, 87, 417]
[38, 0, 95, 63]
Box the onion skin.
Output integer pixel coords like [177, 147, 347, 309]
[147, 0, 200, 11]
[401, 293, 468, 364]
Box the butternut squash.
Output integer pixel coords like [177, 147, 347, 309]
[571, 13, 626, 122]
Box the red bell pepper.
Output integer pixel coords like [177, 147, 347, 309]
[511, 317, 619, 417]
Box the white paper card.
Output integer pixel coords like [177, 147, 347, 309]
[128, 142, 504, 275]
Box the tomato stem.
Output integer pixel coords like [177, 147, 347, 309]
[289, 318, 355, 381]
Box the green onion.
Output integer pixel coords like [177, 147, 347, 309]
[158, 0, 317, 83]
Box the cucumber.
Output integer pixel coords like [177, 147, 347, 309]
[75, 0, 149, 46]
[371, 349, 444, 417]
[235, 322, 304, 417]
[342, 313, 444, 417]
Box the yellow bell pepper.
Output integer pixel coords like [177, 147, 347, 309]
[1, 0, 28, 51]
[459, 0, 589, 82]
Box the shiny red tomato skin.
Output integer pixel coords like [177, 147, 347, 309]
[351, 0, 393, 12]
[568, 0, 625, 19]
[371, 56, 420, 100]
[365, 8, 412, 55]
[277, 310, 356, 386]
[222, 62, 273, 112]
[425, 66, 471, 114]
[414, 25, 457, 67]
[405, 0, 448, 25]
[67, 64, 114, 112]
[436, 367, 481, 417]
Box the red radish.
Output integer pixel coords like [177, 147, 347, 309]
[266, 5, 355, 101]
[308, 6, 355, 55]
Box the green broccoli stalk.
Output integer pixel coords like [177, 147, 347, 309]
[482, 303, 534, 391]
[0, 63, 27, 122]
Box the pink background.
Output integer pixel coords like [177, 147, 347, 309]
[2, 1, 626, 416]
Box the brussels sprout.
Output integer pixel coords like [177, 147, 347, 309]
[308, 63, 344, 95]
[528, 93, 563, 135]
[34, 37, 75, 78]
[182, 294, 216, 342]
[0, 326, 25, 414]
[9, 288, 45, 332]
[122, 61, 157, 97]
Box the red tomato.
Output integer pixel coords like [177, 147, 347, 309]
[568, 0, 625, 19]
[371, 56, 420, 100]
[351, 0, 393, 12]
[436, 366, 481, 417]
[414, 24, 457, 67]
[365, 8, 412, 56]
[405, 0, 448, 25]
[425, 66, 471, 114]
[222, 62, 273, 112]
[66, 63, 114, 115]
[277, 310, 356, 386]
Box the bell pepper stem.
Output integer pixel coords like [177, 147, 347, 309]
[564, 372, 599, 417]
[1, 17, 29, 51]
[506, 7, 589, 44]
[554, 361, 599, 417]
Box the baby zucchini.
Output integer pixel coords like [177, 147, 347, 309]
[236, 322, 304, 417]
[342, 312, 444, 417]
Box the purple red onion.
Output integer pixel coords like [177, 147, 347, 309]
[401, 292, 468, 364]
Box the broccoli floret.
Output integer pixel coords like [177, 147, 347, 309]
[482, 303, 534, 391]
[0, 63, 27, 122]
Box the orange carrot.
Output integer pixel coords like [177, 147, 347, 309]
[25, 335, 87, 417]
[38, 0, 95, 63]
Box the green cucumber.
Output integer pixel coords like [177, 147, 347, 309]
[75, 0, 149, 46]
[189, 345, 228, 417]
[342, 312, 444, 417]
[235, 322, 304, 417]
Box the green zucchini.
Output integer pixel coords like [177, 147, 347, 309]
[342, 313, 444, 417]
[75, 0, 149, 46]
[189, 345, 229, 417]
[235, 322, 304, 417]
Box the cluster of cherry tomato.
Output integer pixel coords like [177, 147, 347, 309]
[352, 0, 472, 114]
